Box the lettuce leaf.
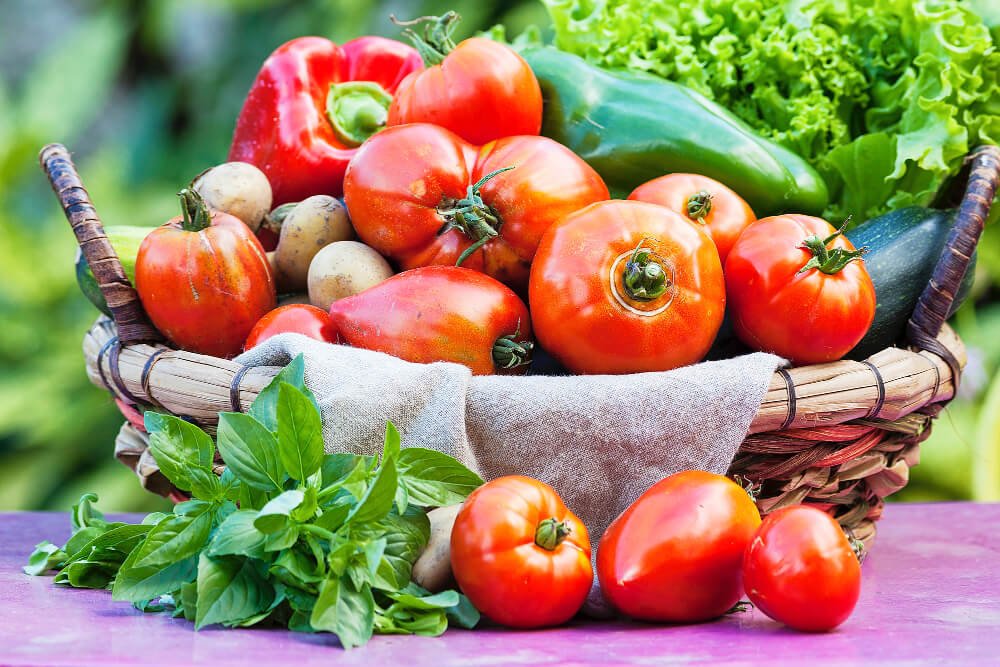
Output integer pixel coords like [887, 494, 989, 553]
[542, 0, 999, 224]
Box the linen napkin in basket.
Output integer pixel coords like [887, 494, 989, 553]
[236, 334, 783, 616]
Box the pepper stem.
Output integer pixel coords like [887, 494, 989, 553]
[492, 321, 533, 370]
[686, 189, 713, 223]
[534, 518, 571, 551]
[437, 166, 515, 266]
[326, 81, 393, 148]
[391, 12, 461, 67]
[178, 188, 212, 232]
[798, 218, 867, 275]
[622, 238, 670, 301]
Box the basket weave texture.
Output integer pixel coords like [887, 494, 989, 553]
[42, 143, 1000, 549]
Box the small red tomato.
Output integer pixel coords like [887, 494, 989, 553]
[628, 173, 756, 264]
[451, 476, 593, 628]
[724, 214, 876, 364]
[244, 304, 335, 351]
[743, 505, 861, 632]
[597, 471, 761, 623]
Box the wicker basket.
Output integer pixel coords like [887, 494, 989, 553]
[42, 143, 1000, 549]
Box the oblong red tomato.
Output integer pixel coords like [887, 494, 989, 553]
[743, 505, 861, 632]
[327, 265, 533, 375]
[387, 13, 541, 145]
[244, 304, 336, 351]
[136, 190, 276, 358]
[528, 200, 725, 374]
[597, 471, 761, 623]
[628, 173, 756, 264]
[344, 123, 608, 291]
[725, 214, 876, 364]
[451, 475, 593, 628]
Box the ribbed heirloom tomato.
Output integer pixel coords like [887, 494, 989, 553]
[451, 476, 593, 628]
[387, 12, 542, 144]
[529, 200, 725, 374]
[725, 214, 876, 364]
[743, 505, 862, 632]
[597, 471, 761, 623]
[244, 304, 336, 351]
[344, 123, 608, 292]
[628, 173, 756, 264]
[135, 189, 276, 358]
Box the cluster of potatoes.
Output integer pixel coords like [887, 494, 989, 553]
[192, 162, 393, 309]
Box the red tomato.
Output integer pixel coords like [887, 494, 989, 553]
[327, 266, 533, 375]
[244, 304, 335, 350]
[136, 190, 276, 358]
[744, 505, 861, 632]
[628, 173, 756, 264]
[597, 471, 761, 623]
[344, 123, 608, 292]
[451, 475, 593, 628]
[387, 13, 541, 144]
[528, 200, 725, 374]
[725, 214, 875, 364]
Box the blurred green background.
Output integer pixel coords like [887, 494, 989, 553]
[0, 0, 996, 512]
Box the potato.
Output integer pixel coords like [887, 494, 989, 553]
[275, 196, 354, 291]
[307, 241, 393, 310]
[412, 504, 462, 592]
[192, 162, 272, 231]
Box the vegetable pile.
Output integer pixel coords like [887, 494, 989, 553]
[542, 0, 1000, 222]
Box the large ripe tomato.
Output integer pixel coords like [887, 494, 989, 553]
[136, 190, 276, 358]
[597, 471, 761, 623]
[327, 266, 533, 375]
[528, 200, 725, 374]
[244, 304, 335, 351]
[387, 13, 541, 144]
[344, 123, 608, 292]
[628, 173, 756, 264]
[451, 475, 593, 628]
[725, 214, 875, 364]
[744, 505, 861, 632]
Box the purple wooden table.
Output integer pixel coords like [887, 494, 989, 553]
[1, 502, 998, 666]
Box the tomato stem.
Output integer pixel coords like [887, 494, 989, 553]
[492, 322, 533, 370]
[438, 166, 515, 266]
[622, 238, 670, 301]
[534, 517, 571, 551]
[391, 11, 460, 67]
[262, 202, 297, 235]
[178, 188, 212, 232]
[685, 189, 713, 223]
[798, 218, 867, 275]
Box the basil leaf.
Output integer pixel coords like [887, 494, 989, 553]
[65, 524, 151, 563]
[180, 580, 198, 622]
[254, 490, 304, 534]
[383, 422, 401, 460]
[397, 448, 483, 508]
[112, 511, 213, 602]
[321, 454, 372, 488]
[228, 585, 287, 628]
[386, 588, 460, 610]
[249, 354, 318, 431]
[64, 524, 116, 557]
[55, 558, 121, 589]
[207, 510, 266, 560]
[445, 593, 481, 629]
[276, 382, 324, 482]
[378, 605, 449, 636]
[272, 547, 323, 585]
[216, 412, 284, 493]
[238, 483, 270, 512]
[264, 525, 300, 552]
[144, 413, 215, 493]
[369, 508, 430, 591]
[310, 576, 375, 649]
[23, 541, 67, 575]
[345, 455, 397, 525]
[71, 492, 106, 531]
[195, 555, 275, 630]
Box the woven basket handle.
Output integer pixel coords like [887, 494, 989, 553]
[907, 145, 1000, 377]
[40, 144, 162, 345]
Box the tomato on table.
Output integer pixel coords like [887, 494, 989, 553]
[450, 475, 593, 628]
[344, 123, 608, 292]
[743, 505, 862, 632]
[597, 470, 761, 623]
[628, 173, 756, 264]
[725, 214, 875, 364]
[528, 200, 725, 374]
[244, 304, 336, 350]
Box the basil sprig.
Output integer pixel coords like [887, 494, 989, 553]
[25, 354, 482, 648]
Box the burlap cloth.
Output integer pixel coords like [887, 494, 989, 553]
[236, 333, 783, 615]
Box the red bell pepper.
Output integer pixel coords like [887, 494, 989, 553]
[229, 36, 423, 205]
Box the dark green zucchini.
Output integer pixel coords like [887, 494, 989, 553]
[846, 206, 976, 359]
[75, 225, 149, 316]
